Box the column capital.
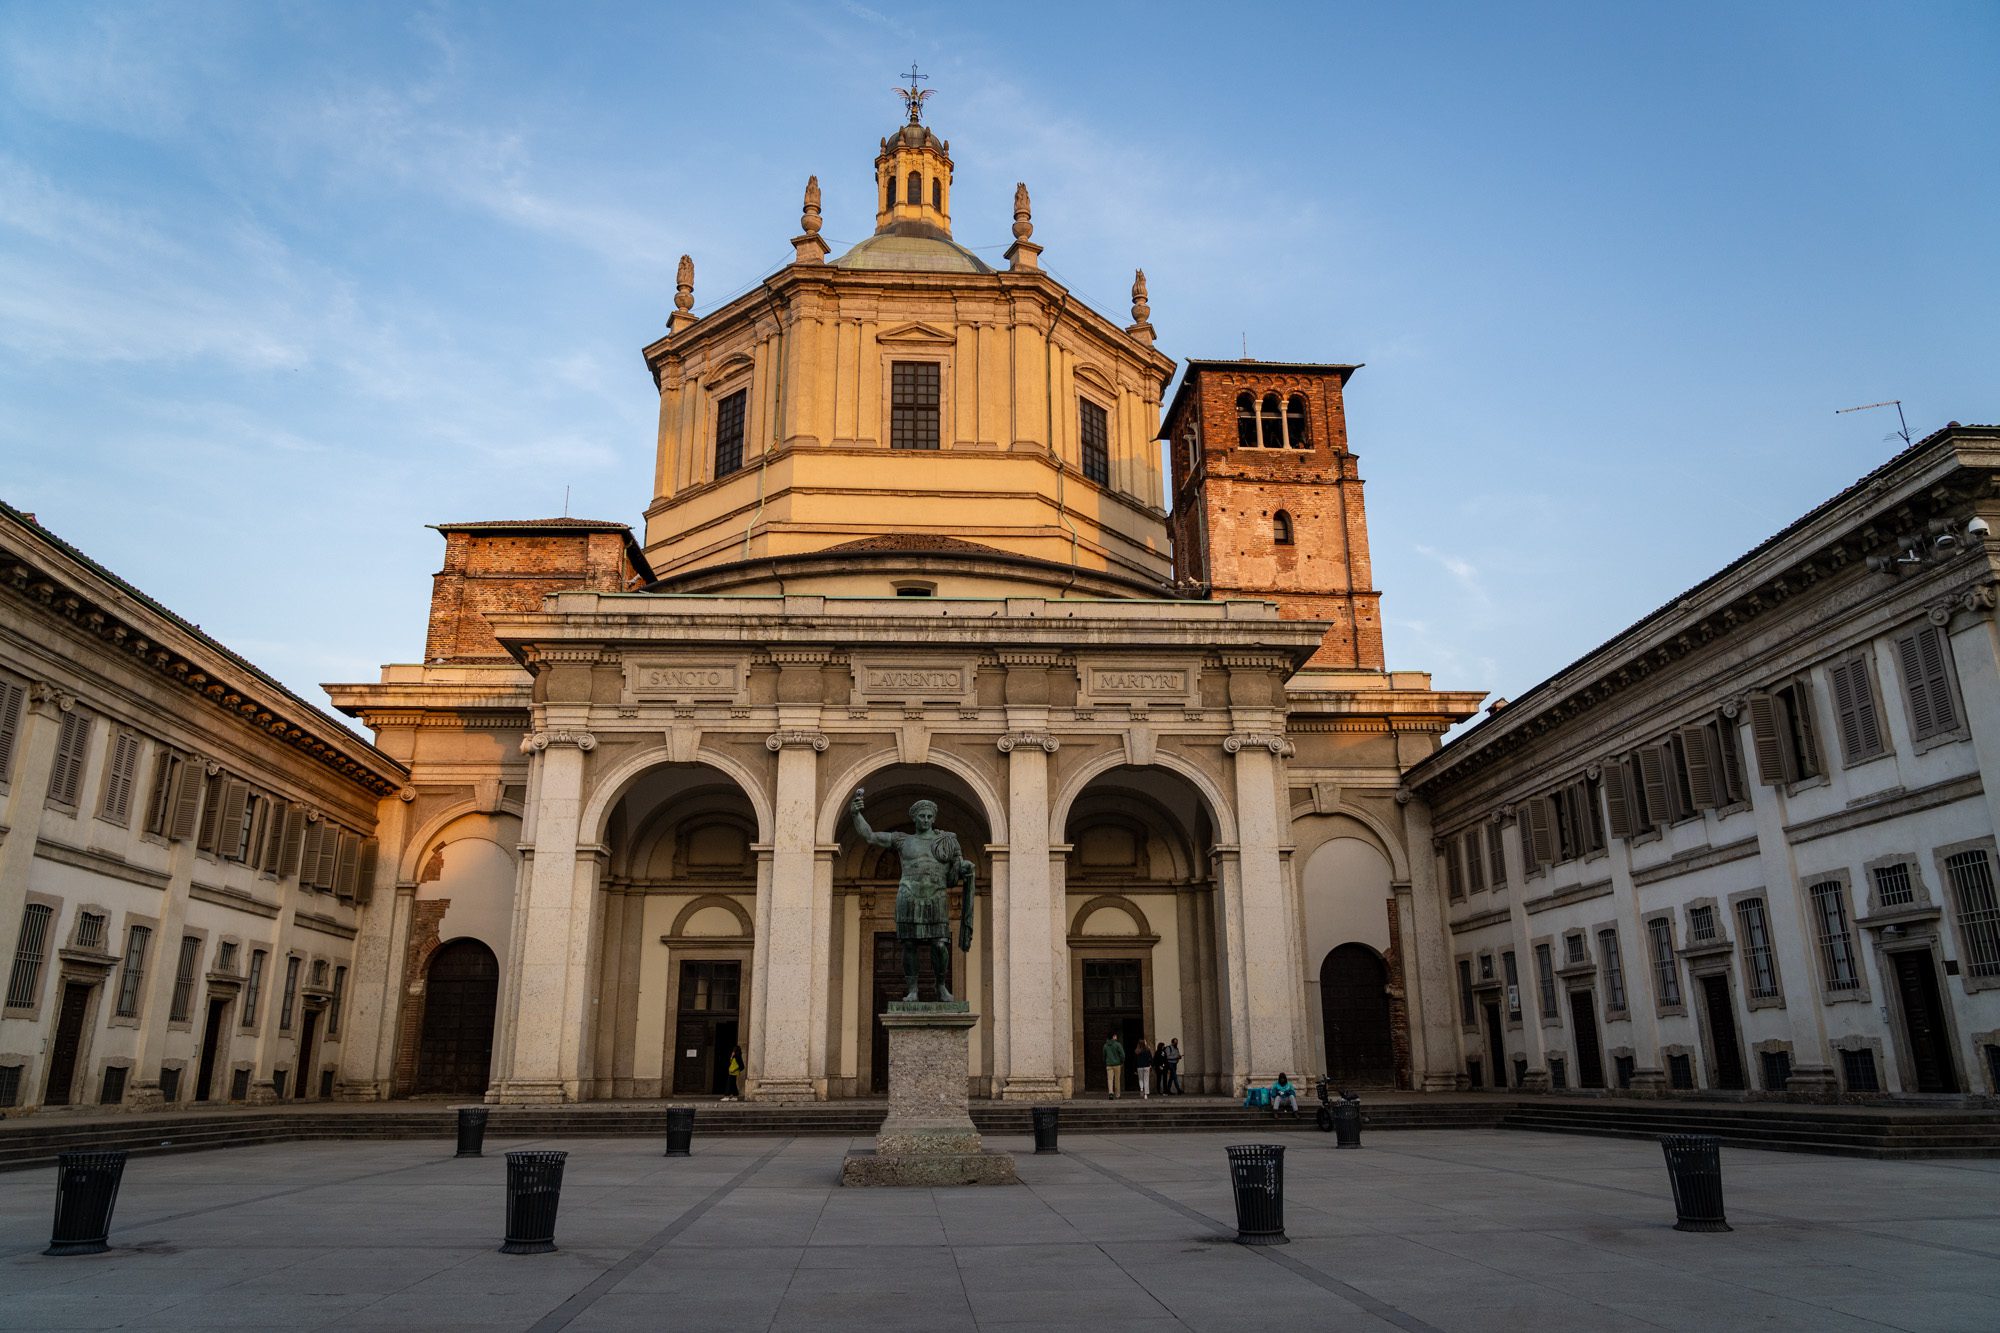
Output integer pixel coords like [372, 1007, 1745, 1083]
[26, 681, 75, 715]
[520, 729, 596, 754]
[766, 729, 830, 751]
[1223, 731, 1293, 757]
[997, 731, 1059, 753]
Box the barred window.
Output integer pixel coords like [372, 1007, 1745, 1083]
[1503, 950, 1521, 1019]
[1647, 918, 1681, 1007]
[1668, 1053, 1695, 1089]
[75, 912, 105, 951]
[115, 924, 151, 1017]
[713, 388, 746, 479]
[242, 949, 267, 1027]
[0, 1063, 20, 1107]
[1872, 862, 1916, 908]
[1736, 898, 1781, 999]
[890, 361, 940, 449]
[99, 1065, 127, 1105]
[1079, 399, 1109, 484]
[1534, 943, 1558, 1020]
[1457, 959, 1476, 1025]
[1760, 1049, 1792, 1092]
[1565, 932, 1587, 966]
[1808, 880, 1861, 991]
[1598, 929, 1627, 1011]
[328, 965, 347, 1037]
[1688, 904, 1716, 943]
[1840, 1047, 1880, 1093]
[169, 935, 201, 1022]
[1944, 849, 2000, 979]
[6, 902, 54, 1009]
[279, 956, 301, 1031]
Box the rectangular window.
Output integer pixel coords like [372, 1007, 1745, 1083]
[48, 707, 93, 807]
[1462, 830, 1486, 894]
[328, 965, 347, 1037]
[1760, 1049, 1792, 1092]
[6, 902, 54, 1009]
[99, 1065, 127, 1106]
[1078, 399, 1110, 485]
[1486, 824, 1508, 890]
[1840, 1047, 1880, 1093]
[1736, 898, 1780, 999]
[98, 730, 142, 824]
[1565, 932, 1587, 966]
[0, 1063, 20, 1107]
[115, 924, 151, 1017]
[144, 750, 182, 837]
[1613, 1054, 1635, 1089]
[889, 361, 940, 449]
[1808, 880, 1861, 992]
[279, 956, 301, 1031]
[1944, 849, 2000, 980]
[160, 1066, 182, 1102]
[218, 941, 239, 973]
[75, 912, 105, 951]
[1668, 1052, 1695, 1090]
[1598, 929, 1627, 1012]
[1827, 655, 1887, 763]
[1457, 959, 1476, 1025]
[229, 790, 265, 864]
[170, 936, 202, 1022]
[1443, 846, 1463, 901]
[1895, 624, 1961, 741]
[1647, 918, 1682, 1007]
[1688, 904, 1716, 943]
[713, 388, 747, 479]
[0, 678, 24, 782]
[1548, 1057, 1566, 1090]
[1748, 682, 1822, 784]
[242, 949, 267, 1027]
[1503, 950, 1521, 1020]
[195, 769, 226, 852]
[1713, 714, 1748, 804]
[1534, 943, 1558, 1020]
[231, 1068, 250, 1100]
[1872, 862, 1916, 908]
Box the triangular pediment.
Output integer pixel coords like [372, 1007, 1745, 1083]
[876, 322, 957, 346]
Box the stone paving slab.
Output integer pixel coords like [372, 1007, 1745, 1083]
[0, 1129, 1996, 1331]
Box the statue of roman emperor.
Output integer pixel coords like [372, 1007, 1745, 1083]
[850, 788, 975, 1002]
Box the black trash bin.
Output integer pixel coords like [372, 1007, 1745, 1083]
[664, 1106, 696, 1157]
[1224, 1144, 1287, 1245]
[456, 1106, 489, 1158]
[1660, 1134, 1731, 1232]
[1332, 1094, 1362, 1149]
[46, 1150, 128, 1256]
[500, 1150, 568, 1254]
[1031, 1106, 1060, 1154]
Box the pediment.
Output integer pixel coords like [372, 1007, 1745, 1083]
[876, 322, 958, 346]
[707, 352, 756, 383]
[1074, 361, 1116, 395]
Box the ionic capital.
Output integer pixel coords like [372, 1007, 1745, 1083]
[520, 729, 597, 754]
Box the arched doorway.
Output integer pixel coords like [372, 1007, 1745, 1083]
[416, 939, 498, 1096]
[1320, 943, 1394, 1086]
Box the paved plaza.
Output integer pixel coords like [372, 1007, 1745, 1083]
[1, 1129, 1996, 1332]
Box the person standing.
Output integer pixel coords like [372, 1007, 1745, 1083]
[1103, 1033, 1126, 1099]
[1133, 1038, 1154, 1099]
[1160, 1038, 1182, 1095]
[725, 1045, 745, 1100]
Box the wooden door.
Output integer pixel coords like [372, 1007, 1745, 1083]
[1699, 973, 1746, 1090]
[196, 995, 228, 1101]
[1567, 989, 1605, 1089]
[671, 960, 742, 1096]
[415, 939, 498, 1096]
[1081, 959, 1144, 1092]
[43, 982, 91, 1106]
[1320, 944, 1395, 1085]
[1893, 951, 1959, 1093]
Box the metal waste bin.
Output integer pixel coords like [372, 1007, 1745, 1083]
[455, 1106, 489, 1158]
[664, 1106, 696, 1157]
[1660, 1134, 1731, 1232]
[46, 1150, 128, 1256]
[1224, 1144, 1287, 1245]
[1031, 1106, 1060, 1154]
[500, 1150, 568, 1254]
[1332, 1094, 1362, 1149]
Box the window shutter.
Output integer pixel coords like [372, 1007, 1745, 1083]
[1486, 825, 1507, 889]
[51, 710, 91, 805]
[1463, 831, 1486, 894]
[297, 819, 323, 884]
[1916, 625, 1958, 731]
[102, 732, 141, 821]
[1678, 725, 1718, 808]
[1790, 684, 1822, 776]
[355, 838, 380, 905]
[333, 834, 359, 901]
[1826, 658, 1883, 761]
[1528, 797, 1557, 866]
[1603, 760, 1633, 839]
[217, 781, 250, 858]
[1746, 694, 1789, 784]
[278, 805, 306, 877]
[0, 679, 23, 779]
[315, 825, 341, 889]
[1517, 817, 1539, 874]
[167, 759, 204, 841]
[1636, 744, 1674, 823]
[1442, 846, 1463, 899]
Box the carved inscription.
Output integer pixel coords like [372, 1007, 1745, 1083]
[850, 657, 974, 704]
[1090, 669, 1186, 694]
[627, 660, 742, 703]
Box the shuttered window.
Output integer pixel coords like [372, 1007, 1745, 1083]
[1457, 960, 1476, 1025]
[1736, 898, 1781, 999]
[1944, 849, 2000, 979]
[328, 965, 347, 1036]
[1534, 943, 1558, 1020]
[144, 750, 181, 836]
[170, 935, 202, 1022]
[889, 361, 940, 449]
[1826, 655, 1887, 763]
[277, 804, 306, 876]
[1647, 918, 1681, 1007]
[98, 730, 142, 824]
[242, 950, 267, 1027]
[1748, 683, 1822, 784]
[1598, 929, 1626, 1011]
[1895, 625, 1961, 741]
[1443, 846, 1463, 900]
[48, 708, 93, 807]
[1079, 399, 1110, 485]
[712, 388, 747, 479]
[115, 924, 151, 1017]
[279, 956, 301, 1031]
[216, 781, 250, 861]
[0, 678, 24, 782]
[1808, 880, 1861, 992]
[1462, 830, 1486, 894]
[1503, 950, 1521, 1018]
[167, 758, 204, 841]
[1486, 824, 1508, 890]
[6, 903, 53, 1009]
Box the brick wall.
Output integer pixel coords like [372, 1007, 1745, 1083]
[424, 528, 640, 662]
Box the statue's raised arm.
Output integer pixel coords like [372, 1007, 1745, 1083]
[850, 787, 895, 848]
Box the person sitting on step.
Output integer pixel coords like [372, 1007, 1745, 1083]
[1269, 1072, 1300, 1118]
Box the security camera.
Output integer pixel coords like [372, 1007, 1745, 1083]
[1969, 516, 1992, 540]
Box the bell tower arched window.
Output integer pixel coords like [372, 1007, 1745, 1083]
[1285, 395, 1309, 448]
[907, 170, 921, 205]
[931, 178, 942, 210]
[1236, 392, 1257, 448]
[1259, 394, 1283, 448]
[1273, 510, 1294, 545]
[885, 175, 897, 207]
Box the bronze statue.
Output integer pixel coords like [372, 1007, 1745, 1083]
[850, 787, 974, 1001]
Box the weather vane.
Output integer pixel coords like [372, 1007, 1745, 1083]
[895, 62, 933, 124]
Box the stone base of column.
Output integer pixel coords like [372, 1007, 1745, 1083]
[1518, 1070, 1551, 1093]
[998, 1076, 1065, 1102]
[1418, 1072, 1460, 1093]
[333, 1081, 388, 1102]
[486, 1079, 570, 1104]
[124, 1080, 166, 1110]
[750, 1078, 818, 1104]
[843, 1003, 1017, 1187]
[1785, 1065, 1841, 1101]
[1624, 1068, 1669, 1097]
[245, 1080, 280, 1106]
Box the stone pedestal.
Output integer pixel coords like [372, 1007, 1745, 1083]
[841, 1002, 1018, 1186]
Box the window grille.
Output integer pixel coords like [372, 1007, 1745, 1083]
[48, 708, 93, 806]
[99, 1065, 127, 1105]
[76, 912, 105, 950]
[1736, 898, 1781, 999]
[1945, 850, 2000, 979]
[1808, 881, 1861, 991]
[713, 388, 746, 479]
[328, 966, 347, 1037]
[320, 1069, 335, 1099]
[1895, 624, 1960, 740]
[889, 361, 940, 449]
[1078, 399, 1109, 484]
[1503, 951, 1521, 1019]
[1457, 960, 1476, 1025]
[1565, 933, 1587, 965]
[161, 1066, 182, 1102]
[231, 1068, 251, 1100]
[1648, 918, 1681, 1007]
[6, 902, 53, 1008]
[0, 1063, 21, 1107]
[1840, 1048, 1880, 1093]
[1668, 1053, 1695, 1090]
[279, 956, 301, 1031]
[311, 960, 328, 988]
[115, 925, 151, 1016]
[169, 936, 201, 1022]
[242, 950, 266, 1027]
[1760, 1050, 1792, 1092]
[100, 730, 141, 823]
[1548, 1058, 1566, 1090]
[1598, 929, 1626, 1011]
[1872, 862, 1916, 908]
[1614, 1054, 1635, 1089]
[1688, 904, 1716, 942]
[0, 678, 23, 780]
[218, 941, 239, 973]
[1535, 943, 1558, 1019]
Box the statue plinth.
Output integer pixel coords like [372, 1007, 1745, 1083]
[841, 1002, 1018, 1187]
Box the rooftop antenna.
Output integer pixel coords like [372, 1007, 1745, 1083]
[1241, 332, 1248, 358]
[1836, 399, 1912, 447]
[563, 485, 571, 517]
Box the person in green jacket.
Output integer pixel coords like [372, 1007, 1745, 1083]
[1103, 1034, 1126, 1099]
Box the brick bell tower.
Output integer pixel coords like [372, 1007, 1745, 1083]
[1161, 360, 1384, 670]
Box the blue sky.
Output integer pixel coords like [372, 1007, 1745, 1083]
[3, 2, 1995, 726]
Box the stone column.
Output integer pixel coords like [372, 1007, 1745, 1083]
[1398, 791, 1461, 1090]
[1491, 811, 1550, 1090]
[1211, 848, 1251, 1090]
[338, 790, 414, 1100]
[997, 651, 1064, 1100]
[985, 847, 1011, 1091]
[1224, 731, 1307, 1087]
[1946, 585, 2000, 842]
[757, 656, 828, 1100]
[0, 683, 69, 973]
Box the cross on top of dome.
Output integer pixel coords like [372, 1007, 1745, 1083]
[895, 63, 933, 124]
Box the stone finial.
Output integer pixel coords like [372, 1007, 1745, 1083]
[1126, 267, 1155, 346]
[1005, 182, 1042, 272]
[801, 175, 823, 234]
[792, 175, 831, 264]
[669, 254, 698, 332]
